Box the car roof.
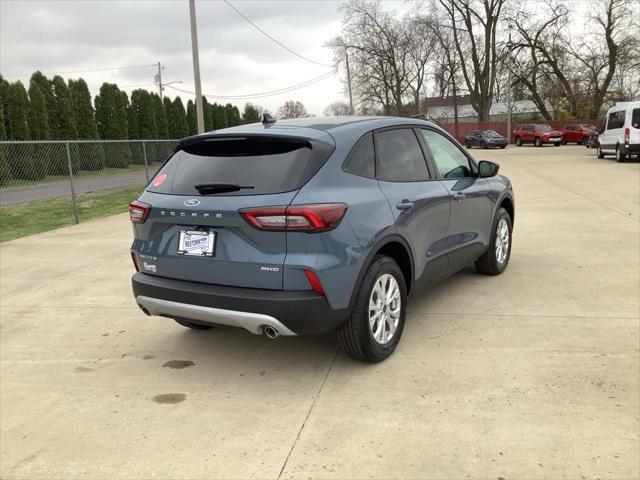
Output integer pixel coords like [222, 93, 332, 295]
[180, 116, 442, 146]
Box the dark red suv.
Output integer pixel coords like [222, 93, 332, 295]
[562, 124, 599, 145]
[512, 124, 564, 147]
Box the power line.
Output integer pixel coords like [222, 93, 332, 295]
[223, 0, 333, 68]
[3, 64, 156, 79]
[164, 69, 337, 100]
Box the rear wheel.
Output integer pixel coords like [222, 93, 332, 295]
[174, 319, 213, 330]
[482, 141, 488, 149]
[515, 136, 522, 147]
[616, 145, 626, 162]
[337, 255, 407, 363]
[534, 137, 542, 147]
[475, 208, 512, 276]
[465, 141, 471, 149]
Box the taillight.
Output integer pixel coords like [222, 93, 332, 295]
[624, 127, 630, 146]
[304, 269, 325, 295]
[240, 203, 347, 233]
[129, 200, 151, 223]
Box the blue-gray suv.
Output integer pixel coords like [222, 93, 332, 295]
[130, 116, 514, 362]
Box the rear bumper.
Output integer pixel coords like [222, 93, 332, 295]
[132, 272, 349, 335]
[622, 143, 640, 154]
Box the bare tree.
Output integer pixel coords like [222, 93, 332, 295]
[277, 100, 308, 119]
[324, 101, 352, 116]
[438, 0, 507, 121]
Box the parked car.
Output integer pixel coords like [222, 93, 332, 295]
[464, 130, 508, 149]
[584, 132, 599, 149]
[562, 124, 599, 145]
[597, 101, 640, 162]
[512, 124, 564, 147]
[130, 116, 515, 363]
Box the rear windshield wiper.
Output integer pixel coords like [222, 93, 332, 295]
[194, 183, 255, 194]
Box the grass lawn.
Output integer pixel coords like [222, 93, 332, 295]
[1, 164, 150, 189]
[0, 185, 144, 242]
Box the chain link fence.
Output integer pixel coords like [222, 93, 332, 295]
[0, 139, 178, 242]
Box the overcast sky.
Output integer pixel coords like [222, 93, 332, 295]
[0, 0, 372, 115]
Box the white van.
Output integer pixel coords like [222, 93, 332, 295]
[597, 101, 640, 162]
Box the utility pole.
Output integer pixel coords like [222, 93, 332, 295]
[156, 62, 163, 100]
[189, 0, 205, 133]
[506, 26, 513, 144]
[345, 51, 354, 115]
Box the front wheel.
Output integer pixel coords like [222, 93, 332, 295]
[534, 137, 542, 147]
[337, 255, 407, 363]
[597, 144, 605, 159]
[482, 141, 488, 149]
[475, 208, 512, 276]
[465, 141, 471, 149]
[515, 136, 522, 147]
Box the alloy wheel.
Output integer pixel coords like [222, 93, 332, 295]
[495, 218, 510, 265]
[368, 274, 401, 345]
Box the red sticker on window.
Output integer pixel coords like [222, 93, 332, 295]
[152, 173, 167, 187]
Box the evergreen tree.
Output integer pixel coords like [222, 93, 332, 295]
[186, 100, 197, 136]
[129, 89, 159, 163]
[225, 103, 241, 127]
[69, 78, 104, 170]
[213, 103, 228, 130]
[29, 71, 55, 132]
[0, 74, 9, 127]
[49, 76, 79, 174]
[5, 82, 38, 180]
[95, 83, 131, 167]
[166, 96, 188, 138]
[163, 97, 174, 136]
[202, 97, 214, 131]
[0, 99, 9, 185]
[27, 82, 51, 178]
[151, 94, 171, 161]
[242, 103, 262, 124]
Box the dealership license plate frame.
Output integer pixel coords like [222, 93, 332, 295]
[177, 229, 216, 257]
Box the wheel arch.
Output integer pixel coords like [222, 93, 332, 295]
[497, 193, 515, 225]
[347, 234, 415, 310]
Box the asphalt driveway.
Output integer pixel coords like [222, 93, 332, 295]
[1, 145, 638, 479]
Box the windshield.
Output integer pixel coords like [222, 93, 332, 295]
[582, 124, 598, 131]
[483, 130, 503, 138]
[537, 125, 553, 131]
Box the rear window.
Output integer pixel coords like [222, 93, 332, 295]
[148, 136, 333, 196]
[632, 109, 640, 129]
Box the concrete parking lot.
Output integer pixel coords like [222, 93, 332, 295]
[1, 145, 638, 480]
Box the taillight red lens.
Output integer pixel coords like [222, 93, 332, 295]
[304, 269, 325, 295]
[624, 127, 630, 145]
[129, 200, 151, 223]
[240, 203, 347, 233]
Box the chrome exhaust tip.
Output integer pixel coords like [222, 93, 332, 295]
[263, 325, 279, 339]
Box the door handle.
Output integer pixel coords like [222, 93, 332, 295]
[453, 192, 466, 201]
[396, 200, 414, 211]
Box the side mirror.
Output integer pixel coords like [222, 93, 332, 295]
[478, 160, 499, 178]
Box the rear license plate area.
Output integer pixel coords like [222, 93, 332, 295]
[177, 229, 215, 257]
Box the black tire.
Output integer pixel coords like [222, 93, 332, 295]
[553, 142, 561, 147]
[500, 145, 506, 149]
[597, 144, 605, 159]
[616, 145, 626, 163]
[482, 141, 488, 149]
[534, 137, 542, 147]
[475, 207, 513, 276]
[562, 138, 567, 145]
[337, 255, 407, 363]
[465, 141, 471, 149]
[515, 136, 522, 147]
[174, 319, 213, 330]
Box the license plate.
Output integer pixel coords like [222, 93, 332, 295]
[177, 229, 215, 257]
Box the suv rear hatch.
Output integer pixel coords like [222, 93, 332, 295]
[131, 133, 335, 290]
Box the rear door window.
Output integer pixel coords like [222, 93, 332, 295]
[375, 129, 429, 182]
[632, 109, 640, 129]
[148, 136, 333, 196]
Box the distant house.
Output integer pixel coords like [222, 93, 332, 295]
[421, 95, 554, 122]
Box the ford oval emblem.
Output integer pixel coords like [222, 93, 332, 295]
[184, 199, 201, 207]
